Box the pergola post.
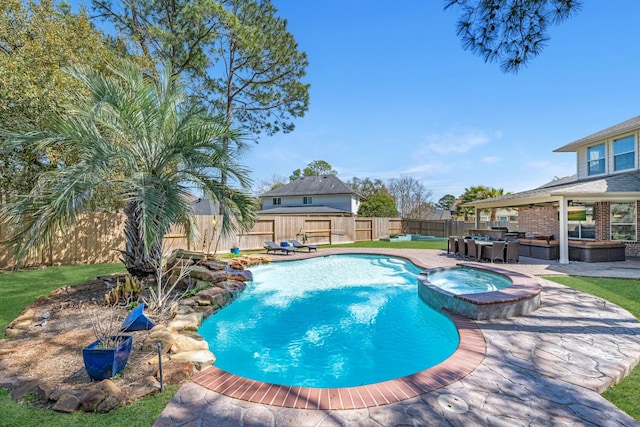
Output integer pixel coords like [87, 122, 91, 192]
[558, 197, 569, 264]
[474, 207, 480, 229]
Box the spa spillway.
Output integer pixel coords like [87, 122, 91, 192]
[418, 263, 542, 320]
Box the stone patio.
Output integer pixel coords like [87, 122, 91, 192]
[154, 249, 640, 426]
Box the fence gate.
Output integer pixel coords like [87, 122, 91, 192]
[355, 219, 373, 241]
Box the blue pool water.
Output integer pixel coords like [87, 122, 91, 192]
[426, 267, 512, 294]
[197, 254, 459, 388]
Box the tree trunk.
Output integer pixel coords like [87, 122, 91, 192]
[121, 201, 162, 278]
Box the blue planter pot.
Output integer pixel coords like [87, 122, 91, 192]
[82, 335, 133, 381]
[120, 304, 155, 332]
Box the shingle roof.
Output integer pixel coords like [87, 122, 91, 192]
[258, 206, 351, 215]
[554, 115, 640, 152]
[192, 197, 218, 215]
[259, 175, 359, 198]
[465, 170, 640, 208]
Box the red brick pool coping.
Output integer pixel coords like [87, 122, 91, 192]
[192, 312, 486, 409]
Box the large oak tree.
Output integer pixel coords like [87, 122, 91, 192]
[0, 0, 132, 203]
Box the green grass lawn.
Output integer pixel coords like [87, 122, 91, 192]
[0, 263, 126, 332]
[329, 239, 448, 250]
[544, 275, 640, 421]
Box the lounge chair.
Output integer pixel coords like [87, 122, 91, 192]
[288, 239, 318, 252]
[264, 241, 298, 255]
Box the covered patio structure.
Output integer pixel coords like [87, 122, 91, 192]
[464, 170, 640, 264]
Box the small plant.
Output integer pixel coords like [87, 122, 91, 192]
[182, 283, 210, 298]
[126, 301, 140, 311]
[104, 275, 142, 306]
[19, 392, 41, 405]
[144, 256, 195, 315]
[91, 307, 124, 348]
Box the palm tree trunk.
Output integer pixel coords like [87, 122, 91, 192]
[121, 201, 162, 278]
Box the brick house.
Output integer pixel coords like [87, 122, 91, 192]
[465, 115, 640, 264]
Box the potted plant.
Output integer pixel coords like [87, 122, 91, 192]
[83, 309, 133, 381]
[230, 236, 241, 255]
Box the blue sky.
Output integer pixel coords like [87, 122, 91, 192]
[246, 1, 640, 200]
[70, 1, 640, 201]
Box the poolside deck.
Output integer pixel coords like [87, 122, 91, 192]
[154, 249, 640, 427]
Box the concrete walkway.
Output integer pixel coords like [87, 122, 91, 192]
[154, 250, 640, 426]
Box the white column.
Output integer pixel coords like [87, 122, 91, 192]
[558, 197, 569, 264]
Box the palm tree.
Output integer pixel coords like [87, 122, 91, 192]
[456, 185, 506, 221]
[0, 61, 256, 277]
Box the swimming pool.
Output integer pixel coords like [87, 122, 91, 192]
[197, 254, 459, 388]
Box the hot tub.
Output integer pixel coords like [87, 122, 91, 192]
[418, 263, 542, 320]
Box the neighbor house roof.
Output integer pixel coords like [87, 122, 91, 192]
[464, 170, 640, 209]
[257, 205, 352, 215]
[192, 197, 218, 215]
[259, 175, 361, 198]
[554, 115, 640, 152]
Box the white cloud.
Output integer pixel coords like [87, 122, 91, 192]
[419, 129, 502, 155]
[481, 155, 502, 164]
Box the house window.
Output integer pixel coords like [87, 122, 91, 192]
[272, 198, 281, 205]
[567, 204, 595, 240]
[303, 196, 312, 205]
[613, 135, 635, 171]
[611, 202, 637, 241]
[587, 144, 606, 175]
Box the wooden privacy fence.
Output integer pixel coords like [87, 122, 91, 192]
[0, 215, 522, 268]
[0, 213, 127, 269]
[0, 214, 404, 269]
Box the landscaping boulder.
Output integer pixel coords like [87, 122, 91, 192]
[52, 393, 82, 413]
[228, 269, 252, 282]
[202, 260, 228, 271]
[218, 280, 247, 295]
[156, 360, 195, 384]
[166, 249, 205, 266]
[8, 379, 40, 400]
[124, 376, 161, 401]
[170, 334, 209, 354]
[194, 287, 231, 309]
[81, 379, 125, 413]
[169, 350, 215, 370]
[147, 354, 171, 366]
[228, 258, 249, 270]
[142, 329, 177, 353]
[167, 312, 203, 331]
[187, 266, 220, 282]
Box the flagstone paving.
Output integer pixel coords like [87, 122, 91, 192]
[154, 250, 640, 426]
